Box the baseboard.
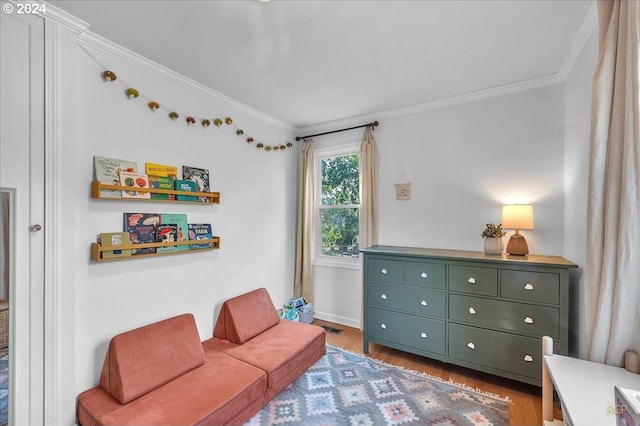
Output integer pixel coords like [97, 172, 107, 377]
[314, 311, 360, 329]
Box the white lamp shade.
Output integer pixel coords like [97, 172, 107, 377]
[502, 204, 534, 230]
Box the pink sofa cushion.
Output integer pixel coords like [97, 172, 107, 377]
[213, 288, 280, 344]
[78, 351, 267, 426]
[205, 320, 325, 398]
[100, 313, 205, 404]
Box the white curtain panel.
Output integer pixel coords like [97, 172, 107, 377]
[294, 141, 316, 303]
[585, 0, 639, 365]
[359, 127, 379, 250]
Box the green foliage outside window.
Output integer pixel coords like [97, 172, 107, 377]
[320, 154, 360, 257]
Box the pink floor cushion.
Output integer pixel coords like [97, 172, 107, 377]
[78, 351, 267, 426]
[100, 313, 205, 404]
[213, 288, 281, 344]
[205, 319, 326, 399]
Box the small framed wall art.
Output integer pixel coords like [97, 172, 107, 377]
[395, 174, 411, 200]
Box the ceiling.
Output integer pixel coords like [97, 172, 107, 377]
[49, 0, 594, 129]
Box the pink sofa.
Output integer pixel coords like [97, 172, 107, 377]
[76, 289, 326, 425]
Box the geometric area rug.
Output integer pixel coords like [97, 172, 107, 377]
[246, 344, 510, 425]
[0, 353, 7, 426]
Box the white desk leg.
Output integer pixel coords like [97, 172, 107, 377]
[542, 336, 554, 424]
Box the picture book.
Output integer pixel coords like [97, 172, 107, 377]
[156, 223, 178, 253]
[99, 232, 132, 259]
[126, 225, 156, 255]
[182, 165, 210, 203]
[175, 179, 197, 201]
[94, 156, 137, 198]
[119, 171, 151, 199]
[160, 213, 189, 251]
[188, 223, 213, 249]
[123, 212, 160, 230]
[148, 175, 175, 200]
[145, 162, 178, 179]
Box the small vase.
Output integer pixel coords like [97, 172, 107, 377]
[483, 237, 503, 255]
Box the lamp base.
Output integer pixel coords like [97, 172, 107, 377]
[506, 234, 529, 256]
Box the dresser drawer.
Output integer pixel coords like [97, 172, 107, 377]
[367, 307, 446, 355]
[405, 261, 446, 289]
[449, 294, 559, 338]
[367, 258, 403, 284]
[449, 265, 498, 296]
[501, 270, 560, 304]
[368, 283, 446, 318]
[448, 323, 543, 379]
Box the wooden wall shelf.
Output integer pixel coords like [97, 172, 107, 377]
[91, 237, 220, 262]
[91, 181, 220, 204]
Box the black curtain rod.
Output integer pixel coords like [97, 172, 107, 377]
[295, 121, 378, 141]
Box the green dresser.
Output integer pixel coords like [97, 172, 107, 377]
[361, 245, 577, 386]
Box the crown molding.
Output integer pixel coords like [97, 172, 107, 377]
[76, 31, 295, 131]
[558, 2, 597, 79]
[39, 1, 89, 34]
[300, 74, 563, 134]
[39, 0, 595, 134]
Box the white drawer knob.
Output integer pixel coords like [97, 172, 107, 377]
[380, 323, 387, 329]
[381, 294, 387, 300]
[420, 300, 427, 306]
[468, 307, 476, 315]
[524, 283, 534, 290]
[467, 277, 476, 284]
[524, 316, 534, 324]
[524, 354, 534, 362]
[420, 272, 428, 278]
[467, 342, 475, 350]
[381, 268, 387, 275]
[420, 332, 428, 338]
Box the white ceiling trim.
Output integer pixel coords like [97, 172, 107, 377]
[40, 1, 89, 34]
[42, 1, 295, 130]
[558, 2, 598, 79]
[40, 1, 595, 135]
[76, 31, 296, 131]
[300, 73, 564, 134]
[301, 3, 598, 136]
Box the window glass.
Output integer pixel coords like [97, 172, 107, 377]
[319, 154, 359, 258]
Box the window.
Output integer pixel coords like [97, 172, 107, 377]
[316, 149, 359, 259]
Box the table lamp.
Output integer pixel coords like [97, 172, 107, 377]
[502, 204, 534, 255]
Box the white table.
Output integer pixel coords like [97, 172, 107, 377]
[542, 336, 640, 426]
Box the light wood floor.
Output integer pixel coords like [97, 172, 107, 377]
[313, 318, 561, 426]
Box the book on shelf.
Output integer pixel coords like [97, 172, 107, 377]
[94, 156, 138, 198]
[145, 162, 178, 179]
[99, 232, 132, 259]
[188, 223, 213, 249]
[123, 212, 160, 229]
[156, 223, 178, 253]
[148, 175, 176, 200]
[175, 179, 197, 201]
[126, 224, 156, 255]
[123, 212, 159, 255]
[160, 213, 189, 251]
[182, 166, 210, 203]
[119, 171, 151, 199]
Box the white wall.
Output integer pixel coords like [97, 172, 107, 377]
[50, 24, 298, 425]
[312, 83, 569, 327]
[564, 30, 597, 357]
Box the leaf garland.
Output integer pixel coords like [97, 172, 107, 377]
[102, 69, 294, 153]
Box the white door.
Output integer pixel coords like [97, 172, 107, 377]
[0, 8, 45, 426]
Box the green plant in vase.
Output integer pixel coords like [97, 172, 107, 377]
[482, 223, 506, 254]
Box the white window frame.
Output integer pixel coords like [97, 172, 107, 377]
[313, 142, 361, 270]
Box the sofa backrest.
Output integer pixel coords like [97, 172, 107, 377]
[213, 287, 280, 344]
[100, 313, 205, 404]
